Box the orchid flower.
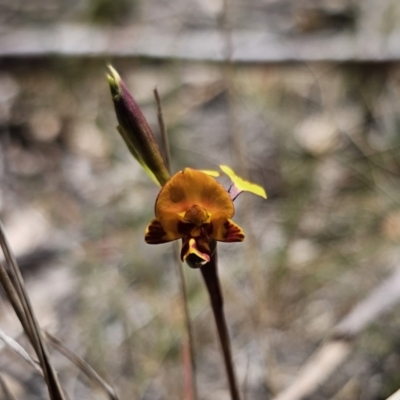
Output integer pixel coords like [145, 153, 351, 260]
[145, 167, 266, 268]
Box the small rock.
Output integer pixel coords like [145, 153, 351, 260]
[7, 144, 45, 176]
[287, 238, 320, 270]
[0, 74, 19, 124]
[2, 208, 50, 258]
[29, 110, 62, 142]
[381, 209, 400, 239]
[295, 114, 340, 156]
[196, 0, 223, 16]
[66, 121, 110, 159]
[315, 157, 347, 199]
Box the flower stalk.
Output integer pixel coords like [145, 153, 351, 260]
[200, 251, 241, 400]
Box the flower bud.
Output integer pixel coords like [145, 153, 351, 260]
[107, 65, 170, 186]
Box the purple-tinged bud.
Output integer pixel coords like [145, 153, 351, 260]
[107, 65, 170, 186]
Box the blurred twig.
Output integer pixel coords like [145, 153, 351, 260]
[273, 265, 400, 400]
[386, 388, 400, 400]
[2, 24, 400, 61]
[0, 219, 66, 400]
[154, 88, 171, 172]
[0, 261, 31, 338]
[0, 375, 17, 400]
[153, 88, 198, 400]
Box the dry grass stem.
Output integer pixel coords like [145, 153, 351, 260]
[154, 87, 171, 172]
[0, 261, 32, 340]
[0, 329, 42, 375]
[332, 266, 400, 339]
[45, 331, 120, 400]
[273, 341, 352, 400]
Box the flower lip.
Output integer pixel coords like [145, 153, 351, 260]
[182, 237, 213, 269]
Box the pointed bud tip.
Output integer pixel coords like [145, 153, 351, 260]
[106, 65, 122, 99]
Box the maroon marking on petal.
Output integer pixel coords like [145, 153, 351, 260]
[170, 186, 185, 203]
[180, 238, 190, 261]
[195, 240, 210, 257]
[223, 221, 245, 242]
[204, 222, 213, 236]
[145, 220, 167, 244]
[177, 221, 193, 235]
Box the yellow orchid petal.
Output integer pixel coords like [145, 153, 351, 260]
[155, 168, 234, 218]
[200, 170, 221, 177]
[220, 165, 267, 199]
[208, 212, 245, 242]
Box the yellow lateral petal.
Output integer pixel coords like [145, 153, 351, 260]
[200, 170, 221, 177]
[220, 165, 267, 199]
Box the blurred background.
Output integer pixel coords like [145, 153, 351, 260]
[1, 0, 400, 399]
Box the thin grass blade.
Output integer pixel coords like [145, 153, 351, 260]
[45, 331, 120, 400]
[0, 220, 66, 400]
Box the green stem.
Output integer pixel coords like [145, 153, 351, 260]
[200, 250, 241, 400]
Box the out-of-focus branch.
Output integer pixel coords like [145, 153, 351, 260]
[0, 375, 18, 400]
[386, 388, 400, 400]
[1, 25, 400, 62]
[273, 265, 400, 400]
[45, 332, 120, 400]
